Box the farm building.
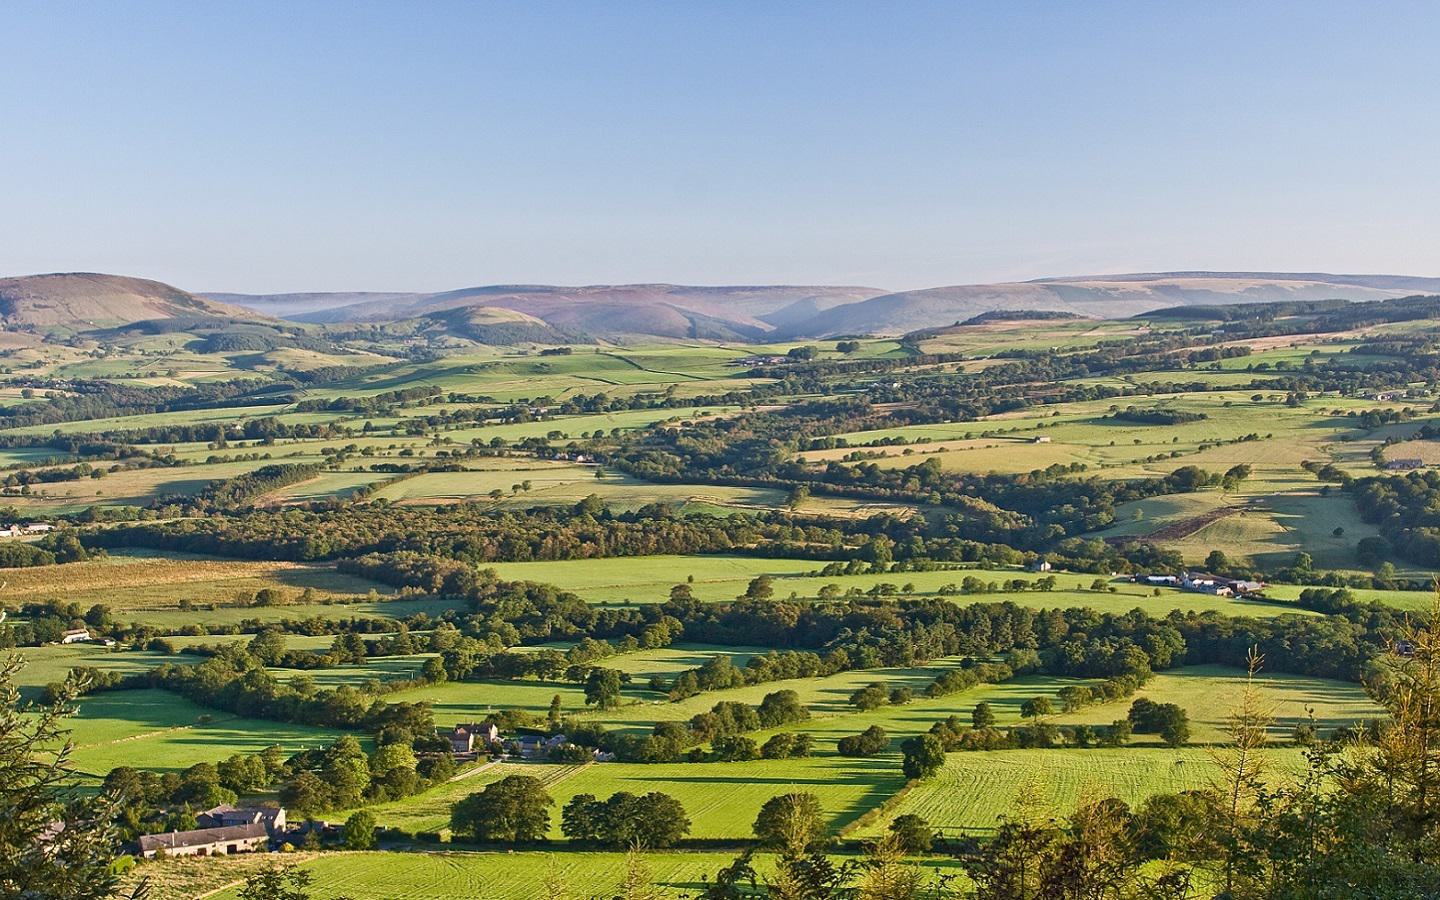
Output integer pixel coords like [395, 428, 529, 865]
[447, 721, 500, 754]
[511, 733, 567, 759]
[58, 629, 92, 645]
[1029, 558, 1052, 572]
[197, 804, 286, 832]
[137, 822, 269, 859]
[1135, 573, 1265, 598]
[1181, 573, 1231, 596]
[1140, 574, 1180, 586]
[1031, 436, 1052, 443]
[1385, 458, 1424, 471]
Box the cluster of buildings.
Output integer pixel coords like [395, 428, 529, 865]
[137, 805, 290, 859]
[56, 627, 117, 646]
[731, 354, 789, 367]
[1384, 457, 1425, 471]
[1136, 572, 1265, 598]
[443, 722, 609, 762]
[0, 522, 53, 538]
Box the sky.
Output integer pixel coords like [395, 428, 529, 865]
[1, 1, 1437, 293]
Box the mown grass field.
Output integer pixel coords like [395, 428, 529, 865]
[1048, 664, 1384, 743]
[144, 849, 755, 900]
[865, 746, 1310, 836]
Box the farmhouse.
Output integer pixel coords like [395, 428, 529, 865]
[447, 721, 500, 755]
[1029, 558, 1052, 572]
[1136, 572, 1265, 598]
[58, 628, 92, 645]
[197, 804, 286, 832]
[1031, 435, 1052, 443]
[1181, 573, 1231, 596]
[137, 822, 269, 859]
[1385, 458, 1424, 471]
[511, 733, 567, 759]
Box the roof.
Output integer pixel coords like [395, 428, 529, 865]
[139, 822, 267, 852]
[201, 804, 283, 823]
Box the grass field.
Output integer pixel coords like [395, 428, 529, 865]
[144, 849, 753, 900]
[368, 660, 1370, 841]
[482, 553, 1311, 617]
[64, 689, 344, 777]
[866, 746, 1310, 836]
[9, 645, 177, 698]
[1048, 664, 1384, 743]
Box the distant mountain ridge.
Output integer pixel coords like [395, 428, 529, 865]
[209, 283, 889, 341]
[6, 270, 1439, 341]
[772, 272, 1440, 338]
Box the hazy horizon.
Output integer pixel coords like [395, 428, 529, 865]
[3, 1, 1438, 293]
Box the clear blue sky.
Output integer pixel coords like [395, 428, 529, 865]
[2, 1, 1437, 292]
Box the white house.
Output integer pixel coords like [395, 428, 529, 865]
[59, 629, 92, 645]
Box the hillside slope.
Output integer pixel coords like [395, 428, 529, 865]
[0, 273, 255, 328]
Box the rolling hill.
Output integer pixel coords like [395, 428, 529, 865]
[12, 270, 1440, 341]
[0, 273, 258, 329]
[212, 284, 889, 340]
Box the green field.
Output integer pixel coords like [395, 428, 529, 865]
[1048, 664, 1384, 743]
[147, 849, 753, 900]
[482, 554, 1312, 616]
[867, 746, 1310, 836]
[64, 689, 344, 777]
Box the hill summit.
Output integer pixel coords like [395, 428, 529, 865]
[0, 273, 254, 328]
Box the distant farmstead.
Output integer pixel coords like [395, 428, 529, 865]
[447, 721, 500, 756]
[1385, 458, 1425, 471]
[1136, 572, 1265, 599]
[138, 805, 286, 859]
[138, 822, 269, 859]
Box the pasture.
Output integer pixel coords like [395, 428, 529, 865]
[481, 553, 1307, 617]
[64, 689, 344, 777]
[867, 746, 1310, 836]
[1048, 664, 1384, 743]
[149, 849, 751, 900]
